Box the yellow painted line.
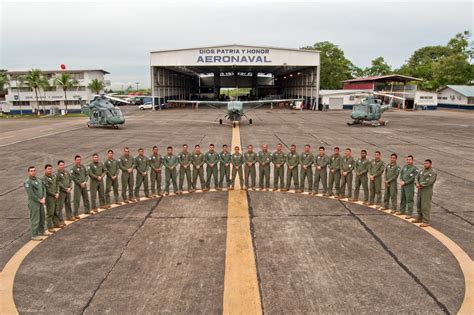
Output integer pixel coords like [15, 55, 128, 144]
[223, 123, 262, 315]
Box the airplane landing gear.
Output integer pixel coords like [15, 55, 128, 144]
[249, 118, 253, 125]
[219, 119, 223, 125]
[233, 122, 236, 128]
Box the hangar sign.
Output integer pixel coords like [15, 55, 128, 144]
[197, 48, 272, 64]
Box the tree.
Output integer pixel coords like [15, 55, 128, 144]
[55, 73, 78, 115]
[302, 41, 356, 89]
[87, 79, 105, 94]
[22, 69, 50, 115]
[396, 31, 474, 90]
[0, 70, 9, 92]
[364, 57, 392, 76]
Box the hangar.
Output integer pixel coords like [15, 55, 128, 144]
[150, 44, 320, 108]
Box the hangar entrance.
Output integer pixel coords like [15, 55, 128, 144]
[150, 45, 320, 109]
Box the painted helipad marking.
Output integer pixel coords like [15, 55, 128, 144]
[0, 181, 471, 313]
[223, 123, 262, 315]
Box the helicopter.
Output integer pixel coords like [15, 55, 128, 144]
[347, 92, 404, 126]
[82, 95, 125, 128]
[167, 98, 303, 127]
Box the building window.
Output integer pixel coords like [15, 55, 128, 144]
[64, 100, 81, 105]
[437, 96, 447, 100]
[43, 86, 56, 92]
[349, 96, 355, 101]
[38, 101, 61, 106]
[468, 97, 474, 104]
[69, 73, 84, 80]
[11, 87, 33, 92]
[66, 86, 85, 91]
[12, 101, 31, 106]
[420, 96, 433, 100]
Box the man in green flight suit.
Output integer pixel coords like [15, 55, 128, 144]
[191, 145, 206, 191]
[340, 148, 355, 200]
[243, 144, 257, 190]
[272, 143, 286, 191]
[42, 164, 63, 233]
[163, 146, 179, 195]
[104, 149, 120, 206]
[24, 166, 47, 240]
[88, 153, 106, 212]
[231, 146, 244, 190]
[258, 144, 272, 191]
[178, 144, 193, 193]
[300, 144, 314, 193]
[383, 153, 401, 212]
[71, 155, 90, 216]
[328, 147, 342, 197]
[134, 148, 150, 199]
[369, 151, 385, 206]
[149, 146, 163, 197]
[353, 150, 370, 203]
[397, 155, 418, 219]
[285, 144, 300, 192]
[205, 144, 220, 191]
[314, 146, 329, 196]
[219, 144, 232, 189]
[119, 147, 134, 203]
[56, 160, 75, 221]
[412, 159, 437, 227]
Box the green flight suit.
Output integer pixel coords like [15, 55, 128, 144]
[134, 155, 150, 198]
[328, 154, 341, 196]
[192, 152, 206, 190]
[104, 158, 120, 204]
[71, 164, 90, 215]
[272, 151, 286, 189]
[243, 151, 257, 189]
[369, 159, 385, 205]
[56, 169, 73, 219]
[88, 162, 106, 209]
[286, 151, 299, 190]
[258, 151, 272, 189]
[42, 173, 59, 229]
[415, 167, 437, 224]
[119, 154, 135, 201]
[300, 152, 314, 192]
[24, 176, 45, 237]
[314, 154, 329, 194]
[219, 151, 232, 188]
[383, 162, 401, 210]
[231, 152, 244, 188]
[163, 154, 178, 193]
[399, 164, 418, 215]
[354, 157, 370, 201]
[205, 151, 220, 189]
[178, 151, 193, 191]
[340, 156, 355, 198]
[149, 154, 163, 195]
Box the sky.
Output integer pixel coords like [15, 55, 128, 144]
[1, 0, 472, 89]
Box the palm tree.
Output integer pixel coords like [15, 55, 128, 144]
[0, 70, 9, 92]
[23, 69, 50, 115]
[55, 73, 78, 115]
[87, 79, 105, 94]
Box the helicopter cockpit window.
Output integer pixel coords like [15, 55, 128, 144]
[111, 108, 123, 117]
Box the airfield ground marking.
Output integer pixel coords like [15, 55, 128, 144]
[223, 123, 263, 315]
[0, 184, 471, 313]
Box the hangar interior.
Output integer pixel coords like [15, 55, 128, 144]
[150, 45, 320, 107]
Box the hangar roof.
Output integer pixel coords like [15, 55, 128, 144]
[150, 44, 319, 76]
[342, 74, 421, 83]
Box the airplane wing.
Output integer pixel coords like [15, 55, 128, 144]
[241, 98, 304, 113]
[167, 100, 228, 110]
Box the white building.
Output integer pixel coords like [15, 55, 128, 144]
[3, 69, 109, 114]
[437, 85, 474, 110]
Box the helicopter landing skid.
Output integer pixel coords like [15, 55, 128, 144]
[347, 120, 388, 127]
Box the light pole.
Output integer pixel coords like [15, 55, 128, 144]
[135, 82, 139, 92]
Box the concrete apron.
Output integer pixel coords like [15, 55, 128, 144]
[0, 123, 473, 315]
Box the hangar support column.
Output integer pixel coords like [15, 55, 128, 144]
[214, 72, 221, 99]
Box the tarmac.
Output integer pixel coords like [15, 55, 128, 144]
[0, 106, 472, 314]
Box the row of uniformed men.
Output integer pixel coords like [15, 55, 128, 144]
[24, 143, 437, 240]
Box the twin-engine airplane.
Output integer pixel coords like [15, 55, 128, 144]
[167, 98, 303, 127]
